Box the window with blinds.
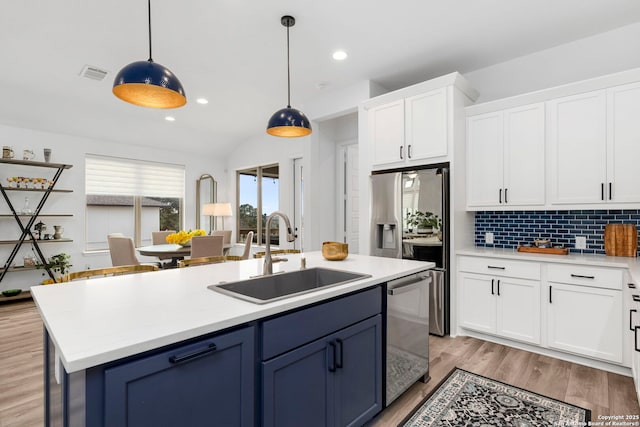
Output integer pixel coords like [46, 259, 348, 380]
[85, 155, 185, 251]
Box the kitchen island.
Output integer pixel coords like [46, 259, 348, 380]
[32, 252, 433, 427]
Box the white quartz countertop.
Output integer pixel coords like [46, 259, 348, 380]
[31, 252, 433, 373]
[457, 246, 640, 283]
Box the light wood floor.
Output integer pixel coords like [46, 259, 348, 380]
[1, 300, 639, 427]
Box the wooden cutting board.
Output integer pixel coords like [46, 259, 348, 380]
[604, 224, 638, 257]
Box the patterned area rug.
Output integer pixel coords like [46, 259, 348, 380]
[387, 346, 429, 404]
[399, 368, 591, 427]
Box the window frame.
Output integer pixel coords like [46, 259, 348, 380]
[235, 163, 279, 246]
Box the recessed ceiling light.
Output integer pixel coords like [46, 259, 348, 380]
[196, 98, 209, 105]
[165, 116, 176, 122]
[332, 50, 348, 61]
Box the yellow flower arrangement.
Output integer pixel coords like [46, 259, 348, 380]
[165, 229, 206, 245]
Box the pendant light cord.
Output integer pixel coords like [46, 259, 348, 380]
[147, 0, 153, 62]
[286, 24, 291, 108]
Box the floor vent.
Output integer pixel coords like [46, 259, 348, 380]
[79, 65, 108, 81]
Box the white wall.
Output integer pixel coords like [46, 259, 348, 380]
[465, 22, 640, 103]
[0, 124, 225, 292]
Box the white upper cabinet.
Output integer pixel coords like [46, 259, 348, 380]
[405, 88, 448, 160]
[369, 88, 448, 167]
[467, 103, 545, 208]
[548, 90, 607, 204]
[370, 100, 405, 166]
[607, 82, 640, 203]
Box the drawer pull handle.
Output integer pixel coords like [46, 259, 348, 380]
[487, 266, 505, 270]
[570, 274, 594, 279]
[633, 295, 640, 302]
[335, 338, 344, 369]
[549, 285, 552, 304]
[629, 283, 637, 289]
[635, 326, 640, 353]
[169, 343, 217, 364]
[328, 342, 336, 372]
[631, 309, 637, 332]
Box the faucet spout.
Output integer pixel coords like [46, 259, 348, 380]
[263, 211, 297, 275]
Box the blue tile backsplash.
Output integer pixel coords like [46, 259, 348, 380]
[475, 210, 640, 255]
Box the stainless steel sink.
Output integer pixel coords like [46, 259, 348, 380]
[208, 267, 371, 304]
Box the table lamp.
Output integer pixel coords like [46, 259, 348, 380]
[203, 203, 232, 232]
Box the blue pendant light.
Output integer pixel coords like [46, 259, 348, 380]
[112, 0, 186, 109]
[267, 15, 312, 138]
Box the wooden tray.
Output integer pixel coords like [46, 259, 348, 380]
[517, 246, 569, 255]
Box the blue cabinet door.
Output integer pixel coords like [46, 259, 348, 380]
[334, 314, 382, 427]
[262, 337, 332, 427]
[262, 315, 382, 427]
[102, 326, 254, 427]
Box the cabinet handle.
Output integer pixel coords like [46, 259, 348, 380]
[549, 285, 552, 304]
[491, 279, 494, 295]
[504, 188, 508, 204]
[499, 188, 502, 204]
[601, 183, 604, 201]
[633, 295, 640, 302]
[635, 326, 640, 352]
[335, 338, 343, 369]
[408, 144, 412, 158]
[327, 342, 336, 372]
[169, 343, 217, 364]
[629, 283, 637, 289]
[497, 279, 501, 296]
[570, 274, 594, 279]
[631, 309, 637, 332]
[487, 266, 505, 270]
[399, 146, 404, 160]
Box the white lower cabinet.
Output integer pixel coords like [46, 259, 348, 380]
[546, 282, 623, 363]
[459, 255, 627, 368]
[459, 257, 541, 345]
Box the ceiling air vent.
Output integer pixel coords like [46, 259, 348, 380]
[79, 65, 108, 81]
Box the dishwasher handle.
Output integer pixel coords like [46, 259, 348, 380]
[387, 275, 429, 295]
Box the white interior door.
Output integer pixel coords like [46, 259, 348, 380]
[336, 143, 360, 253]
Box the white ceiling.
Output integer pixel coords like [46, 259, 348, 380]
[1, 0, 639, 156]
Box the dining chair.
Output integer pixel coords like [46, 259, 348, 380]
[108, 236, 142, 266]
[178, 255, 242, 268]
[151, 230, 176, 267]
[241, 231, 254, 260]
[68, 265, 158, 281]
[152, 230, 175, 245]
[211, 230, 232, 246]
[190, 235, 224, 258]
[253, 249, 300, 258]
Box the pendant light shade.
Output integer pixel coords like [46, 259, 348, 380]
[112, 0, 186, 109]
[266, 15, 312, 138]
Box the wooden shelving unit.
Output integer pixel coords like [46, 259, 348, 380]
[0, 289, 32, 304]
[0, 158, 73, 283]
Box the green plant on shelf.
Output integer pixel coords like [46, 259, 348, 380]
[37, 253, 73, 279]
[406, 211, 441, 231]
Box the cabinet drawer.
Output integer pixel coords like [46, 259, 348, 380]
[458, 256, 540, 280]
[261, 287, 381, 360]
[547, 264, 623, 290]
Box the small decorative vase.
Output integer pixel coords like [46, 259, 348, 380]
[437, 230, 443, 241]
[53, 225, 64, 240]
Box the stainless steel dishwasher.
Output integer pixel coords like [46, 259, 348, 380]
[386, 272, 431, 405]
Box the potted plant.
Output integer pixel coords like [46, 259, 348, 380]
[37, 253, 72, 283]
[406, 211, 440, 234]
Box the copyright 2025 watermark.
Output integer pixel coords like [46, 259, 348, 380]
[558, 414, 640, 426]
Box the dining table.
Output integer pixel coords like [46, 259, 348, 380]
[137, 243, 232, 267]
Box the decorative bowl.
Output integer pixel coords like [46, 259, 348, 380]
[534, 238, 551, 248]
[322, 241, 348, 261]
[2, 289, 22, 297]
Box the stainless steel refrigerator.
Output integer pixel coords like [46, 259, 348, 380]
[370, 165, 450, 336]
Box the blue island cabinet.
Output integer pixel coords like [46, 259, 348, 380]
[261, 287, 383, 427]
[73, 325, 255, 427]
